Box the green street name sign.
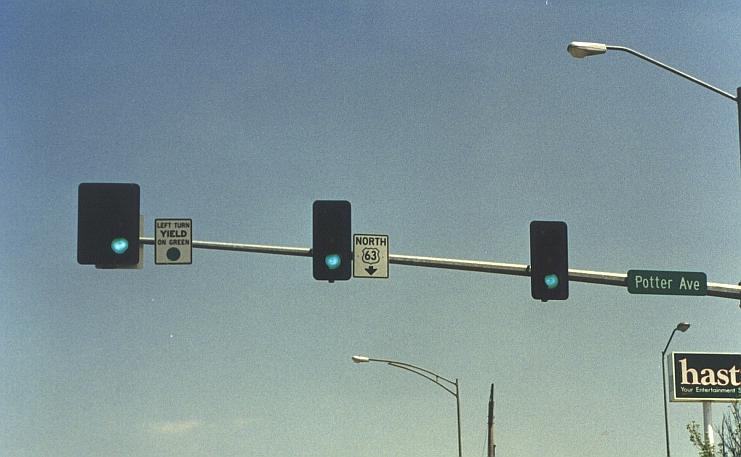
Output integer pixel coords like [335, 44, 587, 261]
[627, 270, 707, 296]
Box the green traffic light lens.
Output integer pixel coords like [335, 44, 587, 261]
[111, 238, 129, 255]
[325, 254, 341, 270]
[544, 274, 559, 289]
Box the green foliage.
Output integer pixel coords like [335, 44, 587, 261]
[687, 403, 741, 457]
[688, 421, 716, 457]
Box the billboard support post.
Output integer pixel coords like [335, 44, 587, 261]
[703, 401, 715, 445]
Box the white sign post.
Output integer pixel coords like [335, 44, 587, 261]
[155, 219, 192, 265]
[353, 234, 388, 278]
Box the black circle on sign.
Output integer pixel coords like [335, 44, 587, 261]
[167, 247, 181, 261]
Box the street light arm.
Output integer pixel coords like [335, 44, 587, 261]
[570, 39, 741, 187]
[365, 357, 458, 397]
[661, 328, 678, 356]
[387, 362, 458, 397]
[605, 45, 737, 102]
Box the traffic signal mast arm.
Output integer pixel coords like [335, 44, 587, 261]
[139, 237, 741, 302]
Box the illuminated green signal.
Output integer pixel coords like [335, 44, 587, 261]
[325, 254, 341, 270]
[111, 237, 130, 255]
[544, 274, 559, 289]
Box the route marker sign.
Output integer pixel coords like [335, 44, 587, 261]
[353, 234, 388, 278]
[155, 219, 192, 265]
[627, 270, 706, 296]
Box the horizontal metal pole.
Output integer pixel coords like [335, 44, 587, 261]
[141, 237, 310, 257]
[389, 253, 528, 276]
[140, 237, 741, 301]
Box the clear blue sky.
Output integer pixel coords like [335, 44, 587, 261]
[2, 1, 740, 456]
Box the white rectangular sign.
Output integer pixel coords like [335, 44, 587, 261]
[353, 234, 388, 278]
[155, 219, 192, 265]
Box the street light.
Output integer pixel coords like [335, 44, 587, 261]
[661, 322, 690, 457]
[567, 40, 741, 176]
[352, 355, 463, 457]
[566, 41, 607, 58]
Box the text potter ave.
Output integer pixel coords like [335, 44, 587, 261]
[633, 274, 702, 291]
[626, 270, 707, 296]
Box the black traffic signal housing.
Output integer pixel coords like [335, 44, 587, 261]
[77, 183, 141, 268]
[312, 200, 351, 281]
[530, 221, 568, 301]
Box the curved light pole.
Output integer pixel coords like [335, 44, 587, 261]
[567, 41, 741, 175]
[661, 322, 690, 457]
[352, 355, 462, 457]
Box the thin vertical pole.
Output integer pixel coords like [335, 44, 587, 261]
[703, 401, 715, 445]
[488, 384, 495, 457]
[455, 379, 462, 457]
[662, 352, 671, 457]
[737, 87, 741, 179]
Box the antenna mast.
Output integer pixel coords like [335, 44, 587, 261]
[488, 384, 496, 457]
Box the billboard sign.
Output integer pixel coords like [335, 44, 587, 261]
[670, 352, 741, 402]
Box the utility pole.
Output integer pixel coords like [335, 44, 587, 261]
[488, 384, 496, 457]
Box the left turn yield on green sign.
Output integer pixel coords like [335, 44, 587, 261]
[155, 219, 192, 265]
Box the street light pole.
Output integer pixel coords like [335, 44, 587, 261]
[737, 87, 741, 174]
[567, 41, 741, 177]
[661, 322, 690, 457]
[352, 355, 463, 457]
